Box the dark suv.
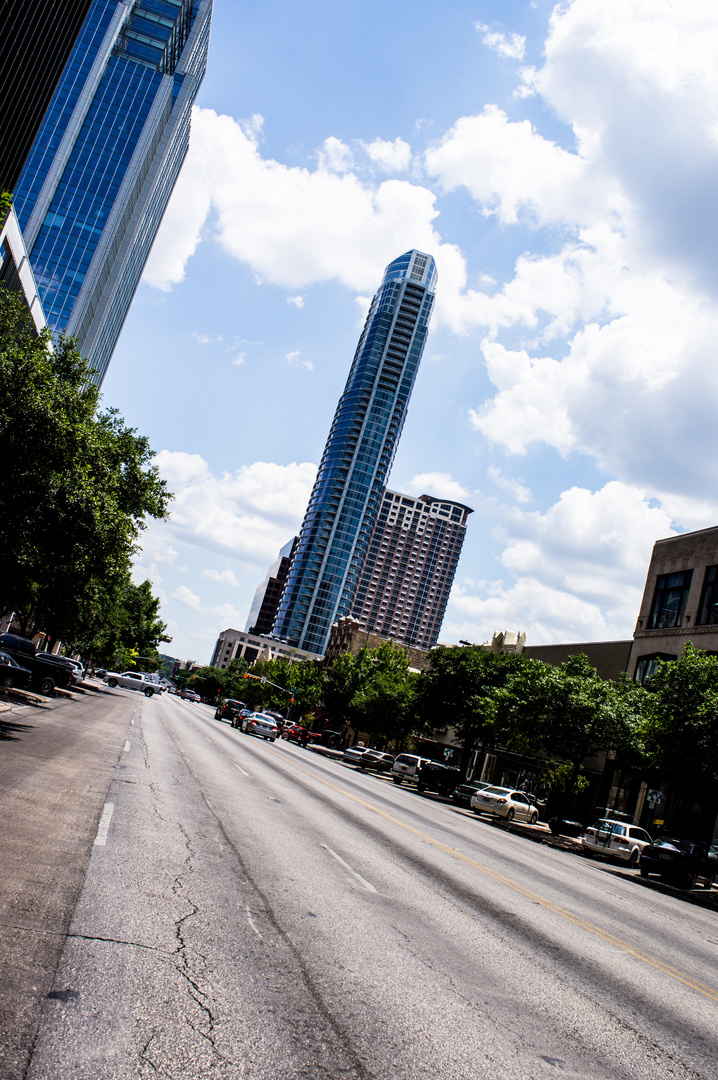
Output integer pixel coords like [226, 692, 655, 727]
[214, 698, 247, 727]
[0, 634, 74, 695]
[417, 760, 461, 796]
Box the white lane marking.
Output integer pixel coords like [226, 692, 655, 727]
[321, 843, 377, 892]
[234, 764, 249, 776]
[123, 740, 131, 752]
[94, 803, 115, 846]
[130, 716, 135, 725]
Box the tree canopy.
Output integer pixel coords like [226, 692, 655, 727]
[0, 288, 170, 644]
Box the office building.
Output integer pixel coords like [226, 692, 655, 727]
[245, 537, 298, 637]
[628, 525, 718, 683]
[0, 0, 93, 193]
[350, 489, 472, 650]
[272, 249, 437, 654]
[13, 0, 212, 384]
[210, 628, 321, 670]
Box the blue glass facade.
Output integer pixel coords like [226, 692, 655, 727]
[272, 250, 437, 654]
[14, 0, 212, 384]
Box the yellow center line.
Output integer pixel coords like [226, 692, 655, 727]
[271, 747, 718, 1003]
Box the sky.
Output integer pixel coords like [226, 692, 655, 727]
[101, 0, 718, 664]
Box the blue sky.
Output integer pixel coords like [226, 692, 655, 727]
[101, 0, 718, 663]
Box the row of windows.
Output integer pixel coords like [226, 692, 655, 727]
[647, 565, 718, 629]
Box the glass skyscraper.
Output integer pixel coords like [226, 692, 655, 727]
[13, 0, 212, 384]
[273, 249, 437, 654]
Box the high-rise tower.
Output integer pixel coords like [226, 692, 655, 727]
[13, 0, 212, 384]
[350, 488, 472, 649]
[273, 249, 437, 654]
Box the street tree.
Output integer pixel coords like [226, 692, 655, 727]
[417, 646, 523, 775]
[499, 654, 645, 814]
[0, 288, 170, 642]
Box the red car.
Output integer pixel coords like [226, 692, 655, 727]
[283, 724, 308, 745]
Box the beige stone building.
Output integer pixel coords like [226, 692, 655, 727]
[627, 525, 718, 683]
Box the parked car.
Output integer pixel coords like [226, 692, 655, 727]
[241, 712, 279, 741]
[214, 699, 247, 726]
[582, 819, 653, 865]
[307, 729, 342, 749]
[416, 760, 461, 796]
[640, 837, 716, 889]
[470, 786, 539, 824]
[104, 671, 163, 697]
[64, 658, 84, 685]
[0, 633, 74, 695]
[359, 750, 395, 773]
[343, 745, 372, 765]
[0, 650, 33, 689]
[451, 781, 490, 808]
[391, 753, 428, 784]
[180, 688, 201, 702]
[282, 724, 308, 744]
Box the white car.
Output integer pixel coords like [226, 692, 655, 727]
[582, 819, 653, 865]
[391, 753, 428, 784]
[343, 745, 372, 765]
[241, 712, 279, 741]
[470, 786, 539, 824]
[103, 671, 162, 697]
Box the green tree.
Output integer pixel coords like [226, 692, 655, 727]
[0, 289, 170, 642]
[642, 643, 718, 791]
[417, 647, 522, 775]
[499, 655, 645, 814]
[347, 642, 420, 748]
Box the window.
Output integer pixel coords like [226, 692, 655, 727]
[647, 570, 693, 629]
[697, 565, 718, 625]
[634, 652, 678, 686]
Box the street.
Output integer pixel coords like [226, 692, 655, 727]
[2, 689, 717, 1080]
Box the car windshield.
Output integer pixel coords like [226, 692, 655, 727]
[593, 820, 626, 834]
[656, 838, 692, 853]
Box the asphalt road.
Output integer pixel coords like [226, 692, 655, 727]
[2, 689, 718, 1079]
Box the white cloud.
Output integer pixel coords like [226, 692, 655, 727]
[232, 352, 246, 366]
[318, 136, 354, 173]
[201, 569, 241, 587]
[286, 350, 313, 372]
[445, 482, 674, 644]
[153, 451, 315, 564]
[476, 22, 526, 61]
[486, 466, 531, 504]
[363, 137, 412, 174]
[142, 107, 469, 330]
[191, 331, 223, 344]
[287, 295, 305, 308]
[406, 472, 472, 503]
[172, 586, 202, 610]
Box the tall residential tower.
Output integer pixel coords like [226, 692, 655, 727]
[13, 0, 212, 384]
[272, 250, 437, 654]
[350, 489, 473, 650]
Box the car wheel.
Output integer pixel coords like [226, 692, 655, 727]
[144, 687, 154, 697]
[506, 808, 515, 822]
[270, 737, 276, 742]
[640, 865, 650, 877]
[529, 811, 538, 825]
[417, 782, 425, 793]
[628, 847, 639, 866]
[1, 675, 13, 688]
[392, 777, 402, 785]
[472, 807, 482, 815]
[107, 678, 118, 688]
[39, 676, 55, 695]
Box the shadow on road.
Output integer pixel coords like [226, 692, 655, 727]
[0, 717, 35, 741]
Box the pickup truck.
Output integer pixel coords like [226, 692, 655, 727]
[103, 671, 163, 697]
[0, 633, 74, 695]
